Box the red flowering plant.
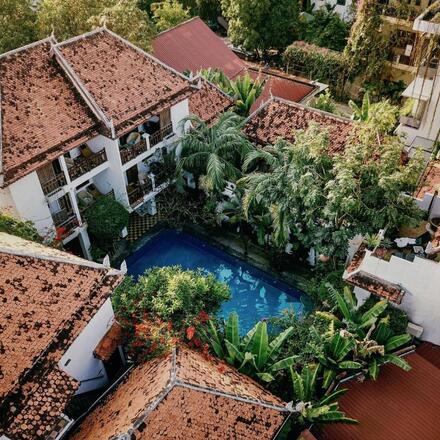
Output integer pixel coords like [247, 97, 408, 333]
[112, 267, 231, 363]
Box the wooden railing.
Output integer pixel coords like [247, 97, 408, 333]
[127, 182, 153, 208]
[150, 123, 174, 147]
[68, 150, 108, 181]
[52, 208, 78, 232]
[120, 138, 149, 164]
[41, 173, 67, 195]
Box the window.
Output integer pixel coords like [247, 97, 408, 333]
[337, 0, 346, 5]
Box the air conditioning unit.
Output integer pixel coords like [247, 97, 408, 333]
[407, 322, 424, 338]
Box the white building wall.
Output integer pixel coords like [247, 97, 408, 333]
[314, 0, 354, 21]
[353, 250, 440, 345]
[59, 298, 115, 394]
[171, 99, 190, 136]
[8, 172, 55, 239]
[0, 187, 19, 217]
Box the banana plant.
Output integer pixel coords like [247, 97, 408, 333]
[205, 312, 297, 382]
[311, 328, 363, 389]
[349, 91, 371, 122]
[230, 75, 264, 116]
[320, 284, 389, 338]
[354, 317, 412, 380]
[290, 364, 358, 425]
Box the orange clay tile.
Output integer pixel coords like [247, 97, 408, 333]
[415, 160, 440, 199]
[244, 98, 354, 154]
[189, 79, 234, 124]
[0, 232, 122, 439]
[0, 40, 100, 185]
[57, 30, 196, 135]
[70, 347, 288, 440]
[94, 321, 124, 361]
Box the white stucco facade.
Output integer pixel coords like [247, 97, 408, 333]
[0, 98, 190, 258]
[314, 0, 354, 21]
[349, 249, 440, 345]
[59, 298, 115, 394]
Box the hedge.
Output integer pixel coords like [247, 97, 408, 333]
[283, 41, 347, 95]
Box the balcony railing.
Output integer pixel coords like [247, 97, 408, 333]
[68, 150, 108, 181]
[127, 181, 154, 208]
[41, 173, 67, 196]
[78, 189, 115, 214]
[52, 209, 78, 239]
[120, 137, 149, 164]
[400, 115, 422, 129]
[150, 123, 174, 148]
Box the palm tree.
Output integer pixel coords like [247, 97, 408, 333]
[290, 364, 358, 425]
[178, 112, 253, 193]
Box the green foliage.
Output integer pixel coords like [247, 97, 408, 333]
[113, 266, 230, 328]
[37, 0, 155, 51]
[298, 6, 350, 52]
[363, 79, 407, 104]
[359, 296, 409, 335]
[290, 364, 358, 425]
[151, 0, 191, 32]
[205, 312, 297, 382]
[283, 41, 347, 95]
[0, 0, 37, 54]
[344, 0, 388, 81]
[0, 212, 42, 242]
[84, 196, 129, 250]
[178, 112, 253, 193]
[310, 89, 337, 114]
[88, 0, 156, 51]
[362, 232, 381, 250]
[199, 69, 264, 116]
[221, 0, 299, 56]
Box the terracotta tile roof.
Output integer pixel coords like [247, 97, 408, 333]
[0, 232, 122, 439]
[153, 17, 246, 79]
[0, 39, 100, 186]
[346, 244, 367, 274]
[70, 347, 288, 440]
[415, 160, 440, 199]
[93, 320, 124, 361]
[57, 29, 195, 136]
[244, 98, 353, 153]
[320, 352, 440, 440]
[189, 78, 234, 123]
[345, 270, 405, 303]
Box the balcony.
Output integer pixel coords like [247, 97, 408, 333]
[400, 115, 422, 128]
[119, 123, 174, 165]
[77, 188, 115, 215]
[40, 172, 67, 196]
[52, 208, 79, 239]
[66, 149, 107, 181]
[127, 181, 154, 208]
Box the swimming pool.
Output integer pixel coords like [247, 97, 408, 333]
[126, 229, 307, 332]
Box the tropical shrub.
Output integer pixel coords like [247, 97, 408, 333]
[0, 212, 42, 242]
[178, 112, 253, 193]
[205, 312, 297, 382]
[84, 196, 129, 251]
[283, 41, 347, 95]
[113, 266, 230, 328]
[298, 6, 350, 52]
[289, 364, 358, 425]
[310, 89, 337, 114]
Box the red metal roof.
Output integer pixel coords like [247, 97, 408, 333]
[320, 352, 440, 440]
[153, 17, 316, 111]
[153, 17, 246, 78]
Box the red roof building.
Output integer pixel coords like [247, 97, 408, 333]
[69, 347, 289, 440]
[319, 351, 440, 440]
[153, 18, 318, 113]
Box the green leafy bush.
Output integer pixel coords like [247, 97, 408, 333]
[84, 196, 129, 251]
[0, 212, 42, 242]
[113, 266, 230, 329]
[283, 41, 347, 96]
[310, 89, 337, 114]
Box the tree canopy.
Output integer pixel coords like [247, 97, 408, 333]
[0, 0, 37, 54]
[221, 0, 299, 56]
[37, 0, 155, 50]
[151, 0, 191, 32]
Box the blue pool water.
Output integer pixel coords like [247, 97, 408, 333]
[126, 230, 307, 332]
